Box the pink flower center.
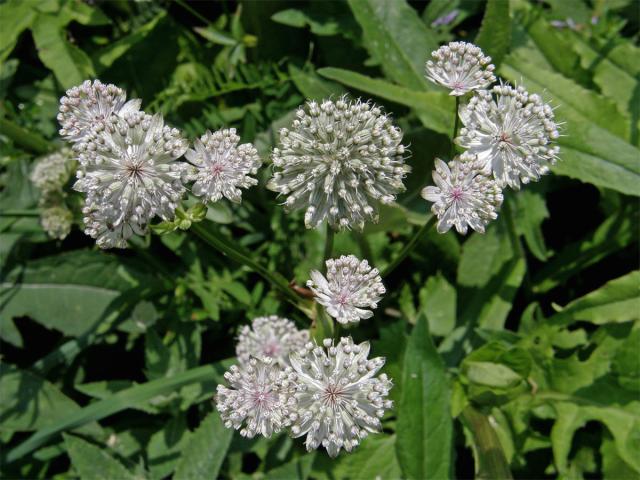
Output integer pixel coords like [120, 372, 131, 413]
[211, 163, 224, 176]
[322, 383, 345, 407]
[263, 341, 281, 357]
[451, 186, 464, 201]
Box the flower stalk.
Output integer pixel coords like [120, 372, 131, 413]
[381, 215, 437, 278]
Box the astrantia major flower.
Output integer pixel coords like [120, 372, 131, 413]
[41, 205, 73, 240]
[215, 357, 297, 438]
[425, 41, 496, 96]
[30, 148, 75, 195]
[185, 128, 261, 204]
[236, 316, 309, 367]
[456, 84, 561, 189]
[289, 337, 393, 457]
[73, 111, 190, 249]
[307, 255, 385, 324]
[58, 79, 141, 143]
[267, 98, 410, 230]
[421, 155, 503, 235]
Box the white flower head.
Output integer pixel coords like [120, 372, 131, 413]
[307, 255, 385, 324]
[81, 203, 135, 249]
[185, 128, 262, 204]
[215, 357, 297, 439]
[236, 316, 310, 367]
[421, 154, 503, 235]
[30, 148, 75, 195]
[289, 337, 393, 457]
[73, 111, 190, 249]
[456, 84, 561, 189]
[267, 97, 410, 231]
[40, 205, 73, 240]
[425, 41, 496, 96]
[57, 79, 141, 143]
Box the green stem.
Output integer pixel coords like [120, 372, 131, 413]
[450, 96, 461, 158]
[0, 118, 52, 154]
[174, 0, 211, 25]
[354, 231, 373, 260]
[191, 221, 302, 308]
[323, 223, 335, 271]
[460, 406, 513, 480]
[382, 215, 437, 278]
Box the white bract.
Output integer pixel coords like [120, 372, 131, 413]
[307, 255, 385, 324]
[236, 316, 310, 367]
[185, 128, 261, 204]
[456, 84, 561, 189]
[216, 357, 297, 438]
[58, 79, 141, 143]
[425, 41, 496, 96]
[73, 111, 190, 249]
[421, 155, 503, 235]
[268, 98, 410, 230]
[289, 337, 393, 457]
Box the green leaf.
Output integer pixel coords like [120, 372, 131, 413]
[601, 434, 639, 480]
[173, 411, 233, 480]
[3, 361, 231, 464]
[347, 0, 437, 90]
[318, 67, 454, 134]
[0, 0, 36, 61]
[465, 361, 522, 388]
[32, 13, 95, 89]
[0, 364, 99, 435]
[289, 65, 347, 100]
[612, 329, 640, 392]
[396, 314, 452, 479]
[265, 453, 316, 480]
[513, 190, 550, 261]
[0, 250, 163, 342]
[419, 274, 456, 337]
[147, 415, 191, 479]
[501, 53, 640, 196]
[64, 434, 137, 480]
[551, 271, 640, 325]
[475, 0, 512, 67]
[271, 5, 357, 38]
[331, 435, 401, 479]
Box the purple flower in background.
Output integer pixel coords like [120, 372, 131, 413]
[431, 9, 459, 27]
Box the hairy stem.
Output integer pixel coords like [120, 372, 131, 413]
[460, 405, 513, 480]
[191, 221, 302, 308]
[382, 215, 437, 278]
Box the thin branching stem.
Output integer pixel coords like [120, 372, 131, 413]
[382, 215, 437, 279]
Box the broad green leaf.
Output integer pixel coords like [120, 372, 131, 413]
[501, 53, 640, 196]
[31, 14, 95, 89]
[93, 13, 165, 70]
[513, 190, 550, 261]
[0, 0, 36, 61]
[173, 411, 233, 480]
[601, 434, 639, 480]
[289, 65, 347, 100]
[64, 434, 137, 480]
[331, 435, 401, 479]
[271, 4, 358, 38]
[532, 205, 638, 293]
[347, 0, 437, 90]
[318, 67, 454, 134]
[396, 314, 452, 479]
[465, 361, 522, 389]
[0, 364, 99, 435]
[551, 271, 640, 325]
[265, 453, 315, 480]
[3, 361, 231, 464]
[419, 273, 456, 337]
[475, 0, 512, 67]
[0, 250, 163, 342]
[147, 415, 191, 480]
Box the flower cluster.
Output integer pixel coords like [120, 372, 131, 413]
[236, 316, 309, 367]
[307, 255, 385, 324]
[423, 42, 560, 234]
[456, 85, 560, 189]
[57, 80, 263, 249]
[421, 155, 503, 235]
[268, 97, 410, 231]
[217, 333, 393, 457]
[425, 41, 496, 96]
[185, 128, 262, 204]
[29, 149, 77, 240]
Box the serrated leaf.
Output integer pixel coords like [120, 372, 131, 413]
[551, 271, 640, 325]
[64, 434, 137, 480]
[173, 411, 233, 480]
[475, 0, 512, 67]
[147, 415, 191, 479]
[396, 314, 452, 479]
[347, 0, 437, 90]
[332, 435, 401, 479]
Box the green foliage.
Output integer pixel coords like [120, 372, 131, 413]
[0, 0, 638, 478]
